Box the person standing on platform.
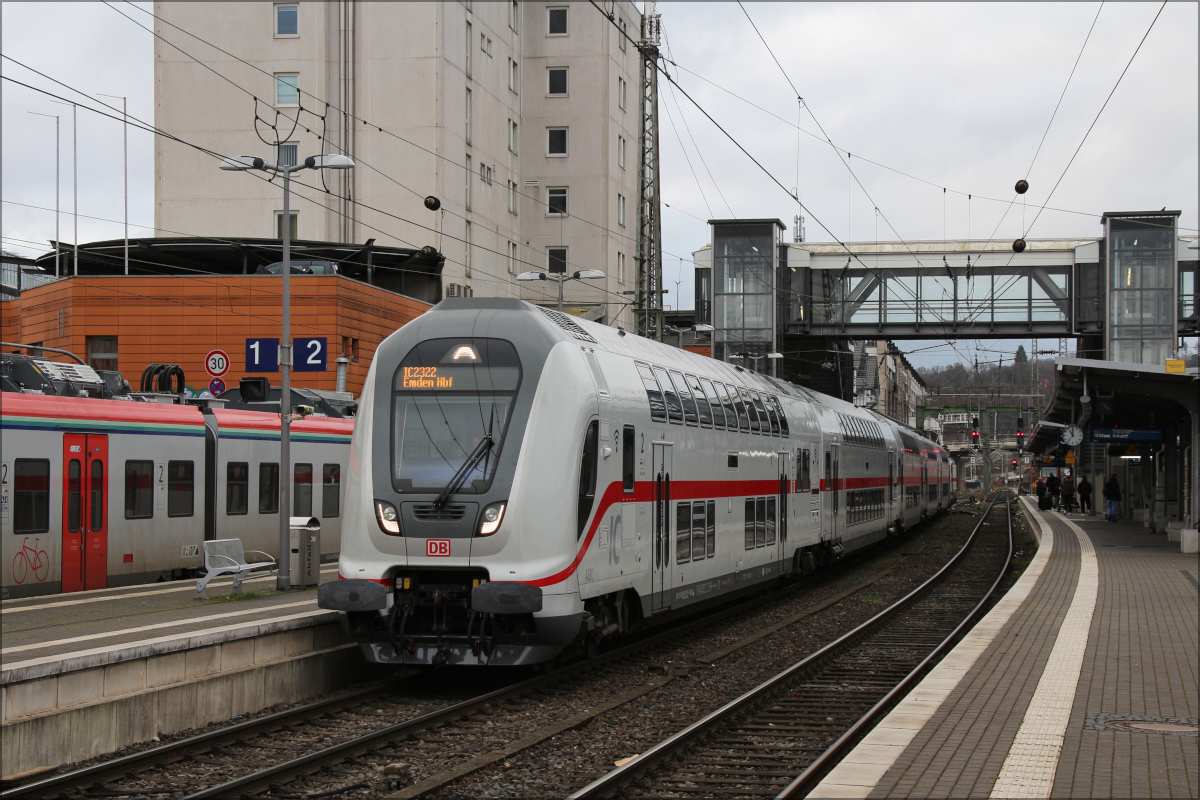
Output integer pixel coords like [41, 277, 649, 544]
[1078, 475, 1094, 516]
[1046, 472, 1062, 510]
[1103, 474, 1122, 521]
[1061, 477, 1076, 515]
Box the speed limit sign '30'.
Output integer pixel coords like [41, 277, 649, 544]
[205, 350, 230, 377]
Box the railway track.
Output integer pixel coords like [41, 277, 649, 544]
[4, 494, 988, 800]
[570, 491, 1013, 799]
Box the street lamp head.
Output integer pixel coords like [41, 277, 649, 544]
[692, 324, 715, 332]
[220, 155, 265, 171]
[767, 352, 783, 359]
[516, 271, 547, 281]
[305, 154, 355, 170]
[572, 269, 606, 280]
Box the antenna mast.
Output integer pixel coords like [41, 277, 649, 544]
[636, 2, 663, 339]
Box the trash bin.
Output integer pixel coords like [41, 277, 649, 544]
[288, 516, 321, 587]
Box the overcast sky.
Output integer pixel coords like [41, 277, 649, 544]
[3, 2, 1196, 368]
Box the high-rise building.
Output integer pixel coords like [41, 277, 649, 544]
[154, 1, 641, 325]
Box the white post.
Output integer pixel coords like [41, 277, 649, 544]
[73, 103, 78, 276]
[279, 167, 293, 591]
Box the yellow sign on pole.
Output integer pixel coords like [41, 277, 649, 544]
[1125, 444, 1140, 457]
[1065, 451, 1076, 464]
[1166, 359, 1185, 374]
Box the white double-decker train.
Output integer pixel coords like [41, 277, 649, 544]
[321, 299, 954, 666]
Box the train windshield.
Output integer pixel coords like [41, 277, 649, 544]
[391, 338, 521, 492]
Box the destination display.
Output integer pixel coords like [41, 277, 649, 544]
[393, 338, 521, 393]
[1090, 427, 1162, 443]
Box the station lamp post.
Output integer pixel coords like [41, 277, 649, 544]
[220, 152, 355, 590]
[731, 351, 783, 374]
[664, 323, 714, 350]
[516, 268, 606, 312]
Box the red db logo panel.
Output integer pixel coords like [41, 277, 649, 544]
[425, 539, 452, 557]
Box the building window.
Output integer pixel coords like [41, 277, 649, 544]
[14, 459, 51, 534]
[124, 460, 153, 520]
[618, 252, 626, 283]
[508, 180, 518, 214]
[274, 3, 298, 36]
[167, 460, 194, 518]
[510, 0, 519, 31]
[619, 17, 628, 51]
[276, 211, 298, 240]
[87, 335, 118, 370]
[464, 87, 472, 143]
[548, 247, 568, 274]
[618, 77, 626, 111]
[277, 142, 298, 167]
[547, 67, 567, 96]
[465, 154, 472, 210]
[547, 127, 567, 156]
[509, 57, 519, 92]
[618, 193, 626, 227]
[275, 73, 299, 106]
[464, 220, 472, 278]
[508, 241, 518, 274]
[547, 187, 568, 216]
[482, 34, 492, 57]
[548, 6, 567, 35]
[465, 21, 472, 78]
[509, 119, 518, 154]
[618, 135, 626, 169]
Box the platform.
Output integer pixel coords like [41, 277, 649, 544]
[1, 567, 387, 774]
[811, 496, 1198, 798]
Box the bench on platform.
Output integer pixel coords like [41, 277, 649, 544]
[195, 538, 276, 599]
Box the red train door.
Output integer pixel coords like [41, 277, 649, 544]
[61, 434, 108, 593]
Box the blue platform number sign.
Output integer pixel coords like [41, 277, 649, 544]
[293, 337, 328, 372]
[245, 337, 280, 373]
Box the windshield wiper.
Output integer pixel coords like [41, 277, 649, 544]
[433, 434, 493, 509]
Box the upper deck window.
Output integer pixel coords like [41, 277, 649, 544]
[391, 338, 521, 492]
[636, 363, 666, 422]
[652, 366, 683, 423]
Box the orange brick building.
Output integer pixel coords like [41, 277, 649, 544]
[2, 238, 441, 397]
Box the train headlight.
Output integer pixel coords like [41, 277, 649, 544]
[375, 500, 402, 535]
[477, 501, 506, 536]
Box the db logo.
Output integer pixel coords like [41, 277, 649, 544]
[425, 539, 452, 557]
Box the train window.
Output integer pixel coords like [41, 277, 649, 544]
[686, 374, 712, 427]
[889, 461, 895, 502]
[765, 497, 776, 545]
[772, 396, 789, 436]
[669, 370, 698, 426]
[744, 498, 755, 550]
[294, 463, 313, 517]
[577, 420, 599, 537]
[755, 497, 767, 547]
[652, 366, 683, 424]
[67, 459, 82, 532]
[259, 463, 280, 514]
[718, 383, 740, 431]
[90, 459, 104, 532]
[636, 363, 666, 422]
[759, 394, 780, 436]
[323, 464, 341, 518]
[676, 501, 692, 563]
[699, 377, 725, 429]
[706, 500, 716, 557]
[691, 501, 706, 561]
[227, 462, 249, 515]
[622, 425, 636, 493]
[825, 452, 832, 493]
[167, 461, 194, 517]
[13, 459, 50, 534]
[738, 388, 760, 433]
[727, 452, 739, 469]
[800, 449, 811, 493]
[124, 460, 154, 519]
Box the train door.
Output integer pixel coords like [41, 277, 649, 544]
[61, 434, 108, 593]
[921, 463, 928, 512]
[824, 445, 840, 540]
[777, 451, 790, 562]
[888, 449, 896, 520]
[651, 442, 673, 613]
